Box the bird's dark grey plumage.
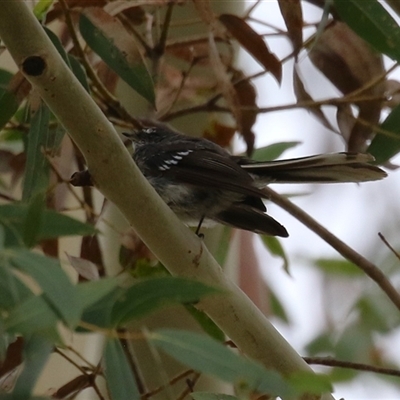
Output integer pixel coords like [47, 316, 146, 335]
[124, 127, 387, 237]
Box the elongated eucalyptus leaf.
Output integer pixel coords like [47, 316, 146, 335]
[8, 249, 81, 327]
[12, 335, 52, 398]
[22, 103, 50, 202]
[0, 203, 96, 247]
[334, 0, 400, 62]
[367, 103, 400, 163]
[79, 8, 155, 105]
[104, 338, 140, 400]
[150, 329, 295, 397]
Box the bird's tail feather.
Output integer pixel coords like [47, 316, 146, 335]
[240, 152, 386, 184]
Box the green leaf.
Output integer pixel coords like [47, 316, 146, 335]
[12, 335, 53, 398]
[0, 259, 33, 310]
[305, 332, 334, 356]
[22, 193, 45, 248]
[0, 89, 19, 131]
[288, 371, 332, 395]
[0, 68, 13, 94]
[111, 277, 220, 326]
[33, 0, 54, 19]
[333, 0, 400, 61]
[367, 103, 400, 163]
[314, 258, 363, 277]
[76, 277, 121, 309]
[7, 249, 81, 326]
[103, 338, 140, 400]
[251, 141, 300, 161]
[22, 103, 51, 202]
[5, 295, 59, 336]
[261, 236, 289, 274]
[269, 287, 290, 323]
[68, 54, 89, 92]
[0, 203, 96, 247]
[192, 394, 239, 400]
[79, 10, 155, 105]
[150, 329, 295, 398]
[185, 305, 225, 342]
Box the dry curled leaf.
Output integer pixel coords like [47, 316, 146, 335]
[203, 120, 236, 148]
[278, 0, 303, 57]
[219, 13, 282, 83]
[208, 32, 242, 138]
[232, 70, 258, 154]
[293, 67, 337, 133]
[309, 21, 385, 151]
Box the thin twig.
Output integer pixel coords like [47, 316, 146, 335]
[263, 186, 400, 313]
[379, 232, 400, 261]
[119, 333, 147, 395]
[54, 348, 89, 375]
[176, 372, 201, 400]
[304, 356, 400, 378]
[142, 369, 195, 399]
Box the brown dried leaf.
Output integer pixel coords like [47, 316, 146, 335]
[278, 0, 303, 57]
[203, 120, 236, 148]
[219, 13, 282, 83]
[166, 35, 225, 65]
[309, 21, 385, 151]
[96, 60, 119, 94]
[293, 67, 336, 132]
[193, 0, 216, 26]
[208, 32, 242, 136]
[336, 104, 356, 143]
[233, 71, 257, 155]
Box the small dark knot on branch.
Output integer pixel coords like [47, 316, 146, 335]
[22, 55, 46, 76]
[70, 170, 93, 187]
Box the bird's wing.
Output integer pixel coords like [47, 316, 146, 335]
[148, 142, 267, 198]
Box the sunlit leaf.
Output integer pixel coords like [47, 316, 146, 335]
[103, 338, 140, 400]
[33, 0, 54, 19]
[79, 8, 155, 105]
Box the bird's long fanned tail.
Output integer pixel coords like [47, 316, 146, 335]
[240, 152, 387, 184]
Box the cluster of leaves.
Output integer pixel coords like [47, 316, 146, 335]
[1, 0, 400, 398]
